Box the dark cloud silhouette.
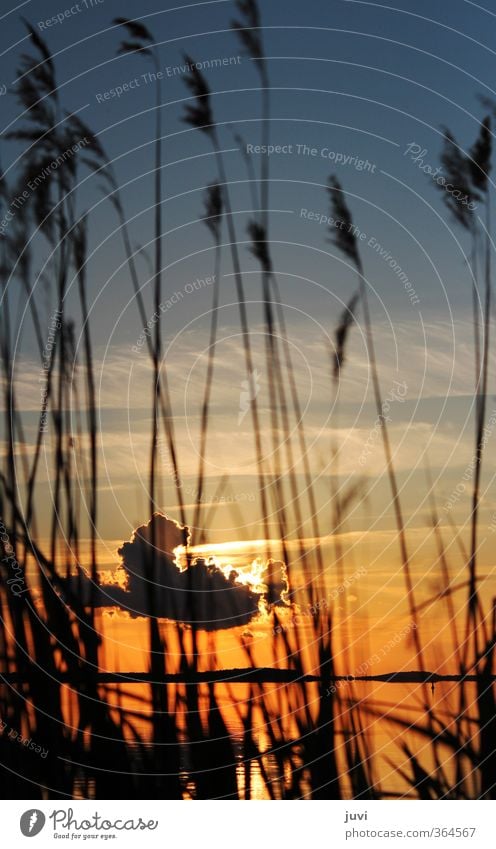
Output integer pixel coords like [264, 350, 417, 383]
[62, 513, 287, 630]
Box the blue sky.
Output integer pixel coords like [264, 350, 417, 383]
[1, 0, 493, 340]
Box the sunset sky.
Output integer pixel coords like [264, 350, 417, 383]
[3, 0, 496, 673]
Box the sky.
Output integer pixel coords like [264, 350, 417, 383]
[2, 0, 496, 660]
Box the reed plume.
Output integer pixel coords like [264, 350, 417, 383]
[328, 176, 424, 667]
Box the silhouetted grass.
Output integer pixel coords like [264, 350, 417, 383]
[1, 0, 495, 802]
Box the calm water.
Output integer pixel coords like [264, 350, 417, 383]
[81, 679, 470, 799]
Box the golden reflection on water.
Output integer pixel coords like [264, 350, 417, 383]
[78, 608, 481, 798]
[88, 677, 473, 799]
